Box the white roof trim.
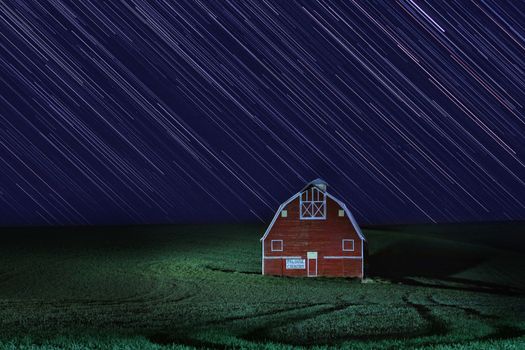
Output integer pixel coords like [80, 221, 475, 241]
[260, 191, 366, 242]
[260, 192, 300, 241]
[326, 193, 366, 241]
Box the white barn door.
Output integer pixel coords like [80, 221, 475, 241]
[307, 252, 317, 277]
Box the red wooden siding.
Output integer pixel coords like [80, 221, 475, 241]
[262, 194, 364, 278]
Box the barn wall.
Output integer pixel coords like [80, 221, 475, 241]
[263, 194, 363, 278]
[343, 258, 363, 277]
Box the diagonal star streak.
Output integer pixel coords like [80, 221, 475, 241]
[0, 0, 524, 225]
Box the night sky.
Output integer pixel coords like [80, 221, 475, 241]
[1, 0, 524, 226]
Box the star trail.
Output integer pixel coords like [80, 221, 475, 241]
[0, 0, 524, 226]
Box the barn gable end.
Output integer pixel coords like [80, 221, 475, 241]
[261, 180, 366, 278]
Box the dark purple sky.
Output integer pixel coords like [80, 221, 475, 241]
[1, 0, 524, 226]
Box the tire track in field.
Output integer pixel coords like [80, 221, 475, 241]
[245, 292, 444, 346]
[204, 302, 329, 326]
[0, 258, 200, 320]
[0, 271, 15, 285]
[240, 301, 367, 344]
[204, 265, 259, 275]
[394, 276, 524, 296]
[402, 294, 448, 337]
[0, 277, 195, 311]
[0, 252, 144, 305]
[482, 325, 525, 341]
[238, 293, 434, 346]
[428, 295, 499, 321]
[296, 293, 449, 346]
[146, 303, 333, 349]
[246, 291, 371, 333]
[59, 259, 202, 309]
[428, 295, 525, 343]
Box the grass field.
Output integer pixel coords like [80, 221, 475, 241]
[0, 222, 524, 349]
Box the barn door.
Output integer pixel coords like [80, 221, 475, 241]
[307, 252, 317, 277]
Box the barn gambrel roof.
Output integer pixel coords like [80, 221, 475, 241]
[260, 182, 366, 242]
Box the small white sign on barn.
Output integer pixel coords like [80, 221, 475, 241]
[286, 258, 305, 269]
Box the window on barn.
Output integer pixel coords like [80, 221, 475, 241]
[338, 209, 345, 217]
[300, 186, 326, 220]
[281, 210, 287, 218]
[271, 240, 283, 251]
[342, 239, 354, 251]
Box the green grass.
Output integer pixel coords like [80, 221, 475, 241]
[0, 222, 523, 349]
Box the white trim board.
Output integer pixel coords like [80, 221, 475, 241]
[307, 254, 318, 277]
[271, 239, 283, 251]
[361, 239, 364, 277]
[261, 239, 264, 274]
[342, 239, 355, 251]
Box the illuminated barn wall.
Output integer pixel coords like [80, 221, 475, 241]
[261, 180, 365, 278]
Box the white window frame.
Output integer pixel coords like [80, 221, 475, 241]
[281, 210, 287, 218]
[338, 209, 345, 217]
[300, 187, 326, 220]
[342, 239, 354, 252]
[271, 239, 283, 252]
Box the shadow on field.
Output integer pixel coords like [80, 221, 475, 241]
[0, 225, 172, 251]
[368, 237, 523, 295]
[368, 239, 485, 280]
[204, 265, 260, 275]
[367, 221, 525, 253]
[0, 224, 258, 253]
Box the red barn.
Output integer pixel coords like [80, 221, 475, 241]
[260, 179, 366, 278]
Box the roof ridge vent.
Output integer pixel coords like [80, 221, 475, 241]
[301, 178, 328, 192]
